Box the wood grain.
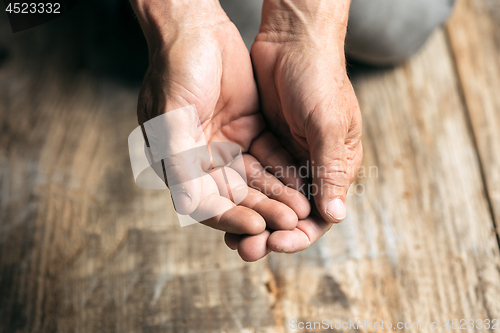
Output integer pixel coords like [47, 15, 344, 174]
[446, 0, 500, 235]
[1, 1, 499, 332]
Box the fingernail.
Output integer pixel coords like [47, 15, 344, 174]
[173, 191, 192, 211]
[326, 198, 346, 221]
[180, 191, 192, 206]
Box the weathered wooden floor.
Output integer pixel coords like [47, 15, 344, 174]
[0, 0, 499, 332]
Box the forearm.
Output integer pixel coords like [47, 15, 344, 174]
[259, 0, 351, 45]
[129, 0, 226, 50]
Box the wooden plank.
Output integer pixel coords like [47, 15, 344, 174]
[446, 0, 500, 235]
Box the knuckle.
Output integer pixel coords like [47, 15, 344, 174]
[316, 159, 350, 189]
[321, 158, 348, 175]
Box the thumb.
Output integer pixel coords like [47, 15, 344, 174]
[308, 111, 350, 223]
[143, 105, 208, 215]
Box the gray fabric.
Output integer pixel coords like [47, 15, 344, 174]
[219, 0, 263, 49]
[220, 0, 456, 66]
[346, 0, 456, 65]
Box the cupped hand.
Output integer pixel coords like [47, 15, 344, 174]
[230, 2, 363, 254]
[134, 4, 310, 260]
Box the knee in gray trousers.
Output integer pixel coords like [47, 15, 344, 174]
[345, 0, 456, 65]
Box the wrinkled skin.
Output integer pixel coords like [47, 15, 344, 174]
[225, 22, 363, 255]
[133, 1, 363, 261]
[137, 12, 311, 261]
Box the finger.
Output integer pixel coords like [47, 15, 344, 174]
[237, 230, 272, 262]
[219, 167, 298, 230]
[207, 166, 248, 205]
[193, 174, 266, 235]
[267, 215, 333, 253]
[239, 187, 298, 231]
[167, 167, 204, 215]
[244, 155, 311, 219]
[224, 233, 242, 250]
[143, 105, 209, 215]
[307, 109, 351, 223]
[213, 166, 298, 231]
[186, 170, 232, 220]
[200, 205, 266, 235]
[249, 131, 308, 191]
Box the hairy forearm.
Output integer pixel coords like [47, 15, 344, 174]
[259, 0, 351, 45]
[129, 0, 225, 49]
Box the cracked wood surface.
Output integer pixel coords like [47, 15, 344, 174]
[446, 0, 500, 234]
[0, 0, 499, 332]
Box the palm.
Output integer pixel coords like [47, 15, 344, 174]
[249, 42, 309, 160]
[138, 21, 263, 152]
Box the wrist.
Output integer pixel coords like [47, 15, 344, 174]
[258, 0, 351, 46]
[130, 0, 227, 51]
